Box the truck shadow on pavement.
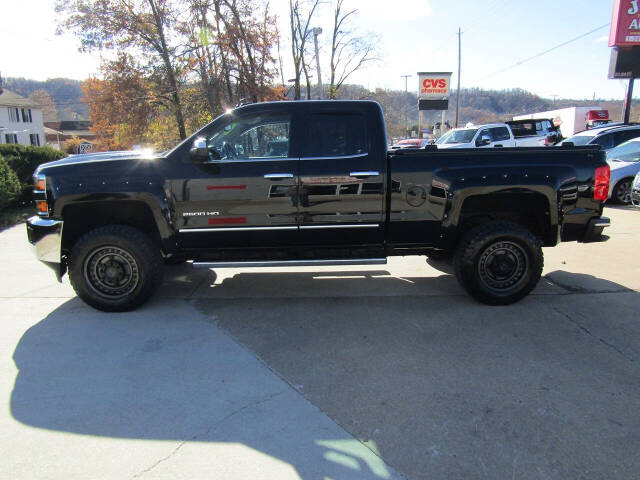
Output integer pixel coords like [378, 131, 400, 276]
[10, 269, 640, 480]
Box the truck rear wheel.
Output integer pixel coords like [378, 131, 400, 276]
[453, 221, 543, 305]
[68, 225, 163, 312]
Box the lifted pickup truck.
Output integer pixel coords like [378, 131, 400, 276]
[27, 100, 611, 311]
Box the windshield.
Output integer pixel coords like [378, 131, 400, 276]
[436, 128, 478, 144]
[606, 139, 640, 162]
[561, 134, 595, 146]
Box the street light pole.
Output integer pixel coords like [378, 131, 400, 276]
[313, 28, 323, 99]
[623, 78, 634, 124]
[401, 74, 411, 136]
[455, 27, 462, 128]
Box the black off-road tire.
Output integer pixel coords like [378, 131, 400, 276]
[68, 225, 164, 312]
[453, 221, 543, 305]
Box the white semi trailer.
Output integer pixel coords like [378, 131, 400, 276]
[513, 107, 610, 139]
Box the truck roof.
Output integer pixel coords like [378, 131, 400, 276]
[233, 99, 380, 113]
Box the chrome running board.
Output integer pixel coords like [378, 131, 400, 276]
[192, 258, 387, 268]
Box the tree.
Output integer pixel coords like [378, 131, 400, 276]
[289, 0, 319, 100]
[179, 0, 280, 116]
[55, 0, 188, 139]
[82, 54, 157, 150]
[29, 90, 58, 122]
[328, 0, 376, 99]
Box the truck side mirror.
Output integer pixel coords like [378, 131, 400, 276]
[189, 137, 210, 162]
[477, 135, 491, 147]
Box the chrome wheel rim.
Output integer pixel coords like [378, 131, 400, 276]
[616, 181, 632, 204]
[84, 246, 140, 299]
[478, 241, 528, 293]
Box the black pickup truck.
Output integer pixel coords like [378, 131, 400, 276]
[26, 100, 611, 311]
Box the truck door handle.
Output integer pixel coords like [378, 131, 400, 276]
[264, 173, 294, 179]
[350, 171, 379, 178]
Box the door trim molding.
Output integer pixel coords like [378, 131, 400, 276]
[179, 223, 380, 233]
[299, 224, 379, 230]
[180, 226, 298, 233]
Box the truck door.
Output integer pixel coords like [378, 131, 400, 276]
[174, 109, 300, 249]
[298, 105, 385, 246]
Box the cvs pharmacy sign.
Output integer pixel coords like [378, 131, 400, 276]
[417, 72, 452, 99]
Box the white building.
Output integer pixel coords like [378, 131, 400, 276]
[0, 89, 45, 147]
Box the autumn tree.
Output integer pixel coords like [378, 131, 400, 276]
[328, 0, 376, 99]
[180, 0, 280, 115]
[82, 54, 158, 150]
[29, 90, 58, 122]
[55, 0, 188, 139]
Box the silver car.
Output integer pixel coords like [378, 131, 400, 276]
[606, 137, 640, 204]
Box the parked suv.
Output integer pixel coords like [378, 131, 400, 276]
[560, 124, 640, 151]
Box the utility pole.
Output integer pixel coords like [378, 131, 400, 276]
[312, 28, 323, 99]
[455, 28, 461, 128]
[551, 94, 559, 104]
[401, 74, 411, 136]
[623, 78, 634, 124]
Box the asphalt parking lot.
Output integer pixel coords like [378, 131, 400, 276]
[2, 205, 639, 480]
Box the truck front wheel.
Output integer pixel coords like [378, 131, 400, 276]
[453, 221, 543, 305]
[68, 225, 164, 311]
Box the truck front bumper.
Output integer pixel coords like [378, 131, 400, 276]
[26, 216, 65, 281]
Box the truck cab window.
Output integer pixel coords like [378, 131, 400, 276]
[207, 113, 291, 160]
[490, 127, 510, 141]
[307, 113, 367, 157]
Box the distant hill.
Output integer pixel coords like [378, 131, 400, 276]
[2, 76, 636, 134]
[3, 77, 88, 121]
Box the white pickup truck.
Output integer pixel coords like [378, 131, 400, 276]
[436, 122, 550, 149]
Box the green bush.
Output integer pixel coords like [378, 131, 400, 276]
[0, 145, 67, 205]
[0, 144, 67, 184]
[0, 156, 22, 210]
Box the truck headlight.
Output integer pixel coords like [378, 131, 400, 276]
[33, 173, 49, 216]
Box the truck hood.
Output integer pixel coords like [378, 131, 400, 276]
[607, 159, 640, 171]
[436, 143, 471, 149]
[36, 150, 161, 171]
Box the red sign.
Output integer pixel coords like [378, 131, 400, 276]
[420, 78, 448, 96]
[610, 0, 640, 46]
[586, 110, 609, 121]
[417, 72, 451, 99]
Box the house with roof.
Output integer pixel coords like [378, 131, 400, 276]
[44, 120, 97, 152]
[0, 89, 45, 147]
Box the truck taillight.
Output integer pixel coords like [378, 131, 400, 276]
[593, 165, 610, 201]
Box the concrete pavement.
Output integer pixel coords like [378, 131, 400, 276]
[2, 205, 640, 479]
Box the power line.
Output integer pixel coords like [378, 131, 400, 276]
[479, 23, 610, 81]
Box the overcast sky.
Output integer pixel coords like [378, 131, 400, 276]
[0, 0, 630, 100]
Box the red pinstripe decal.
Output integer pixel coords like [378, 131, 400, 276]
[209, 217, 247, 225]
